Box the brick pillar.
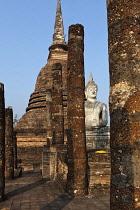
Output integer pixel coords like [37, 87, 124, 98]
[5, 108, 14, 179]
[0, 83, 5, 202]
[13, 131, 17, 169]
[67, 24, 87, 197]
[46, 89, 53, 145]
[52, 63, 64, 145]
[107, 0, 140, 209]
[42, 90, 53, 179]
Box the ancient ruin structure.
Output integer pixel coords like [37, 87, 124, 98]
[0, 83, 5, 202]
[14, 0, 110, 197]
[67, 24, 88, 196]
[5, 108, 14, 179]
[2, 0, 140, 205]
[15, 0, 68, 171]
[107, 0, 140, 209]
[85, 74, 110, 194]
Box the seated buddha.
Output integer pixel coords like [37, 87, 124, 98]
[85, 73, 108, 129]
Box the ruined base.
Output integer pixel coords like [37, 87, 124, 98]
[86, 126, 110, 194]
[41, 126, 111, 195]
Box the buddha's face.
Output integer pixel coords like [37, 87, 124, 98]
[86, 86, 97, 99]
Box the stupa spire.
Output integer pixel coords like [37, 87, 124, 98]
[53, 0, 66, 45]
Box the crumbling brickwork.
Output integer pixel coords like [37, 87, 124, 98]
[56, 149, 68, 190]
[15, 43, 67, 172]
[88, 152, 110, 195]
[107, 0, 140, 209]
[15, 45, 68, 171]
[46, 89, 53, 145]
[0, 83, 5, 202]
[5, 108, 14, 179]
[52, 63, 64, 144]
[67, 24, 88, 197]
[13, 131, 17, 169]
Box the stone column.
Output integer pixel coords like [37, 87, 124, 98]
[51, 63, 64, 145]
[107, 0, 140, 209]
[67, 24, 87, 197]
[0, 83, 5, 202]
[5, 108, 14, 179]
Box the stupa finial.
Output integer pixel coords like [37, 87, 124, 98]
[53, 0, 66, 45]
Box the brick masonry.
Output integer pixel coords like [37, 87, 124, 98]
[13, 131, 17, 169]
[46, 89, 53, 145]
[0, 83, 5, 202]
[67, 24, 88, 197]
[5, 108, 14, 179]
[88, 152, 110, 195]
[14, 41, 68, 172]
[107, 0, 140, 209]
[86, 127, 110, 151]
[52, 63, 64, 144]
[86, 127, 110, 194]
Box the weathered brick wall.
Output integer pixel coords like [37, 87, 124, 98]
[86, 127, 110, 195]
[17, 147, 43, 172]
[86, 127, 110, 151]
[42, 144, 67, 184]
[88, 152, 110, 195]
[67, 24, 88, 197]
[55, 150, 68, 191]
[0, 83, 5, 202]
[107, 0, 140, 209]
[5, 108, 14, 179]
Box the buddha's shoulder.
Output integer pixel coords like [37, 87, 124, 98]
[96, 101, 107, 108]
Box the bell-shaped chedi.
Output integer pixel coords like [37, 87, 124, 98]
[15, 0, 68, 171]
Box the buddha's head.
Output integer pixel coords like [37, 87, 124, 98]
[85, 73, 98, 100]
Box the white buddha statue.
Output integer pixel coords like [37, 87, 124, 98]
[85, 73, 108, 129]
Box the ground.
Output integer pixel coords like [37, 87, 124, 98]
[0, 172, 110, 210]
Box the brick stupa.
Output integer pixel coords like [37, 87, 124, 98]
[15, 0, 68, 171]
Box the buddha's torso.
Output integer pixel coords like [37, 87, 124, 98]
[85, 100, 105, 127]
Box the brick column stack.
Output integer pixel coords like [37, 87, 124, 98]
[51, 63, 64, 145]
[0, 83, 5, 202]
[46, 89, 53, 145]
[5, 108, 14, 179]
[107, 0, 140, 209]
[13, 131, 17, 169]
[67, 24, 87, 197]
[42, 90, 52, 179]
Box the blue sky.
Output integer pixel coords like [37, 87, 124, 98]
[0, 0, 109, 122]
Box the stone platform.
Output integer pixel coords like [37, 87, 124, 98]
[86, 126, 110, 151]
[0, 172, 110, 210]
